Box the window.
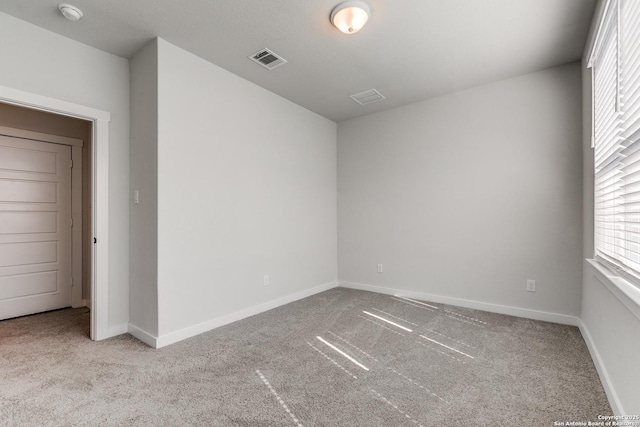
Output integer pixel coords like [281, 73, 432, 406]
[590, 0, 640, 279]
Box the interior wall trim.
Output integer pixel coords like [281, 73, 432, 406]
[579, 320, 624, 415]
[338, 281, 581, 326]
[143, 281, 340, 349]
[128, 323, 157, 348]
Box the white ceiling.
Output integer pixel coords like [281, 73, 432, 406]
[0, 0, 596, 122]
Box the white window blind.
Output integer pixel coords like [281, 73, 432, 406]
[592, 0, 640, 279]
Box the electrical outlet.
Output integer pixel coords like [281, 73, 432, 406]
[377, 264, 383, 273]
[526, 279, 536, 292]
[263, 274, 269, 286]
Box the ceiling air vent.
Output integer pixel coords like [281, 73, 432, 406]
[249, 48, 287, 70]
[349, 89, 385, 106]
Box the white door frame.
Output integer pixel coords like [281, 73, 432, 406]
[0, 85, 111, 341]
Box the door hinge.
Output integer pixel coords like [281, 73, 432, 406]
[70, 159, 73, 168]
[71, 277, 74, 287]
[70, 218, 73, 227]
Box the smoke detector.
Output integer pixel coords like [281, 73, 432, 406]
[58, 3, 83, 21]
[249, 48, 287, 70]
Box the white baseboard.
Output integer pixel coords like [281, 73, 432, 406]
[72, 299, 89, 309]
[153, 281, 339, 349]
[578, 320, 624, 415]
[128, 323, 158, 348]
[104, 323, 128, 339]
[339, 281, 581, 326]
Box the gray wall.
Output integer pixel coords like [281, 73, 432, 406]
[338, 63, 583, 317]
[129, 39, 159, 336]
[0, 11, 130, 332]
[155, 39, 338, 337]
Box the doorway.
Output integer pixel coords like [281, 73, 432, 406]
[0, 85, 111, 340]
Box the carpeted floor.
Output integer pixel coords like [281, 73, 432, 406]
[0, 288, 612, 426]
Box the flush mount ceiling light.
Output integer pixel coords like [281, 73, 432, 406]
[58, 3, 83, 21]
[330, 1, 371, 34]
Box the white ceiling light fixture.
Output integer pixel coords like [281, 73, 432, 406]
[58, 3, 83, 21]
[330, 1, 371, 35]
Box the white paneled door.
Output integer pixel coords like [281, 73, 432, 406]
[0, 135, 72, 320]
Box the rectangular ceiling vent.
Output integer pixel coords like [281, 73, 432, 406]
[249, 48, 287, 70]
[349, 89, 385, 106]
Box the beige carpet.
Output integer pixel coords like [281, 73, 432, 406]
[0, 288, 612, 426]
